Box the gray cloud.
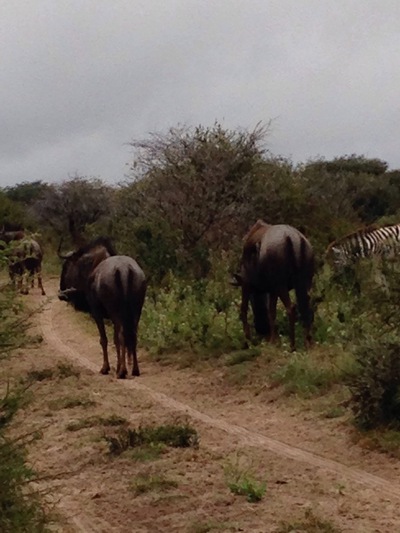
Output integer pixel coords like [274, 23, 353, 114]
[1, 0, 400, 186]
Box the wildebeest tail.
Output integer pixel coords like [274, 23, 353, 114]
[115, 267, 144, 353]
[294, 237, 314, 328]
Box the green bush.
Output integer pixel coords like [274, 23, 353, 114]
[347, 336, 400, 429]
[0, 388, 48, 532]
[140, 269, 245, 356]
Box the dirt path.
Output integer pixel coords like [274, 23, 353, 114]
[10, 280, 400, 532]
[40, 299, 400, 501]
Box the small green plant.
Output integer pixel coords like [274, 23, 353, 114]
[140, 270, 245, 357]
[278, 508, 341, 532]
[0, 387, 49, 532]
[129, 444, 165, 462]
[56, 362, 80, 379]
[26, 368, 54, 382]
[48, 396, 96, 411]
[225, 347, 261, 366]
[224, 455, 266, 503]
[130, 471, 178, 496]
[347, 337, 400, 429]
[104, 421, 199, 456]
[272, 353, 340, 397]
[66, 414, 127, 432]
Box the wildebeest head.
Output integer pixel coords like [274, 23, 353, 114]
[58, 237, 117, 311]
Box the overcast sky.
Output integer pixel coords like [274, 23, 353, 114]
[1, 1, 400, 187]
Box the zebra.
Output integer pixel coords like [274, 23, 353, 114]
[326, 224, 400, 267]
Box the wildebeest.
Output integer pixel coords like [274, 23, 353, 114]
[0, 229, 46, 295]
[58, 238, 147, 378]
[232, 220, 314, 351]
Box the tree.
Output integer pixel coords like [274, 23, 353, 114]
[118, 122, 272, 277]
[32, 176, 113, 245]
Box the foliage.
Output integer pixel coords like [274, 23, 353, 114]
[0, 387, 48, 532]
[224, 455, 266, 503]
[278, 508, 341, 533]
[342, 262, 400, 429]
[104, 421, 199, 456]
[347, 337, 400, 430]
[140, 262, 245, 356]
[130, 471, 178, 496]
[0, 191, 27, 231]
[31, 175, 113, 245]
[3, 181, 50, 206]
[272, 352, 342, 397]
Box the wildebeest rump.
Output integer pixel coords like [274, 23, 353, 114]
[58, 238, 147, 378]
[0, 230, 46, 295]
[233, 220, 314, 351]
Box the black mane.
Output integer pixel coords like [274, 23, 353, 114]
[74, 237, 117, 258]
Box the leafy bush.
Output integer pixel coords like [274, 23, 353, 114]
[347, 337, 400, 429]
[104, 421, 199, 456]
[224, 455, 266, 503]
[140, 268, 245, 356]
[0, 388, 48, 532]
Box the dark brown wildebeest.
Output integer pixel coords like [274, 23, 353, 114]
[232, 220, 314, 351]
[58, 237, 147, 378]
[0, 229, 46, 295]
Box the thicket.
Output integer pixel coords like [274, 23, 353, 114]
[3, 122, 400, 431]
[0, 248, 48, 531]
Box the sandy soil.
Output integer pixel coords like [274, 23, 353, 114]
[3, 278, 400, 532]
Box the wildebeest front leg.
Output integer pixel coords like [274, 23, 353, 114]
[280, 290, 296, 351]
[94, 318, 110, 374]
[37, 269, 46, 295]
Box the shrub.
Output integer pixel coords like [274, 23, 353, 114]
[347, 336, 400, 429]
[224, 455, 266, 503]
[104, 421, 199, 456]
[0, 388, 48, 532]
[140, 269, 245, 356]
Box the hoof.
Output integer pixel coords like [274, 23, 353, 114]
[100, 367, 110, 375]
[117, 371, 127, 379]
[132, 369, 140, 377]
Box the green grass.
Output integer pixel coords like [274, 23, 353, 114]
[130, 472, 178, 496]
[224, 347, 261, 366]
[128, 444, 165, 462]
[278, 508, 341, 532]
[48, 396, 96, 411]
[25, 362, 80, 383]
[104, 422, 199, 456]
[224, 456, 266, 503]
[0, 387, 49, 532]
[272, 351, 347, 398]
[66, 414, 127, 432]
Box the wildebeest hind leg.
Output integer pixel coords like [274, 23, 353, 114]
[267, 293, 278, 344]
[95, 318, 110, 374]
[116, 326, 127, 379]
[113, 324, 121, 375]
[280, 290, 296, 352]
[131, 330, 140, 377]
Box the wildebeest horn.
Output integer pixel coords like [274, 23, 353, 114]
[230, 273, 243, 287]
[57, 238, 74, 259]
[58, 287, 78, 301]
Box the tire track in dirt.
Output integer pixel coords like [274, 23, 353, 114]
[40, 299, 400, 503]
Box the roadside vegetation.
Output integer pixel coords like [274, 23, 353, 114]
[2, 121, 400, 454]
[0, 247, 49, 532]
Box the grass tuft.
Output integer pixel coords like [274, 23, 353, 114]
[104, 421, 199, 456]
